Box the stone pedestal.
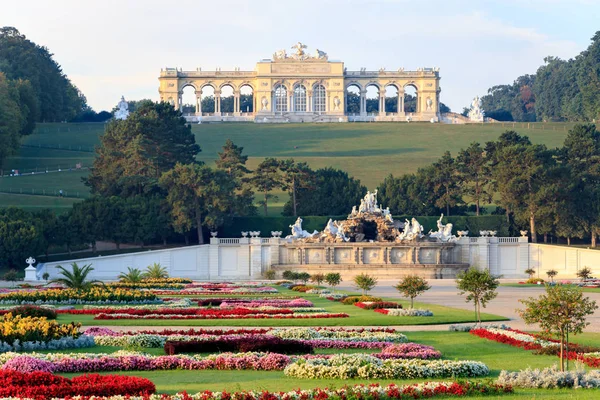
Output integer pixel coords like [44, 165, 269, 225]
[24, 266, 37, 282]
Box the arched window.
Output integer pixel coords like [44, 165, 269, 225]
[294, 85, 307, 112]
[313, 85, 326, 113]
[274, 84, 287, 113]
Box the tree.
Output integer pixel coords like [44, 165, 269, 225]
[87, 101, 201, 196]
[0, 27, 86, 121]
[310, 273, 326, 286]
[518, 285, 598, 371]
[394, 275, 431, 309]
[576, 267, 592, 281]
[215, 140, 256, 217]
[280, 159, 314, 216]
[431, 151, 463, 216]
[118, 267, 144, 283]
[353, 273, 378, 295]
[298, 272, 311, 284]
[325, 272, 342, 291]
[524, 268, 536, 280]
[284, 167, 366, 216]
[546, 269, 558, 283]
[456, 143, 491, 216]
[50, 262, 102, 290]
[250, 158, 282, 216]
[0, 72, 22, 175]
[0, 208, 45, 268]
[160, 163, 236, 244]
[456, 267, 501, 323]
[143, 263, 168, 279]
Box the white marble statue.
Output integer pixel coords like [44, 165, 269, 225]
[398, 217, 424, 241]
[410, 217, 424, 237]
[426, 97, 433, 111]
[114, 96, 130, 120]
[273, 49, 287, 60]
[286, 217, 318, 239]
[429, 214, 456, 242]
[457, 230, 469, 237]
[314, 49, 328, 60]
[468, 95, 485, 122]
[291, 42, 308, 60]
[323, 218, 338, 236]
[261, 97, 269, 111]
[383, 207, 393, 222]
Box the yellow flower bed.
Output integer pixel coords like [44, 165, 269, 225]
[0, 287, 157, 304]
[0, 313, 80, 343]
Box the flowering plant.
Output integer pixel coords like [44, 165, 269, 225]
[375, 308, 433, 317]
[0, 313, 80, 343]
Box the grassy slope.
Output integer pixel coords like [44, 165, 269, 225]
[57, 288, 508, 327]
[57, 331, 600, 398]
[0, 122, 577, 212]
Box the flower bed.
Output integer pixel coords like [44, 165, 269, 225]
[89, 327, 408, 349]
[375, 308, 433, 317]
[0, 287, 158, 304]
[0, 351, 293, 373]
[321, 293, 347, 301]
[0, 369, 155, 399]
[341, 295, 383, 305]
[355, 301, 402, 310]
[0, 335, 95, 353]
[151, 285, 278, 295]
[93, 311, 349, 320]
[379, 343, 442, 359]
[0, 381, 513, 400]
[0, 314, 80, 343]
[497, 366, 600, 389]
[164, 335, 314, 355]
[215, 298, 314, 308]
[0, 305, 57, 319]
[283, 354, 489, 379]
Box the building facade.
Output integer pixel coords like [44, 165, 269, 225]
[158, 43, 441, 123]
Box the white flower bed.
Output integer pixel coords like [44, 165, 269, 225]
[284, 354, 489, 379]
[384, 309, 433, 317]
[83, 298, 193, 310]
[497, 367, 600, 388]
[0, 335, 95, 352]
[448, 323, 510, 332]
[319, 293, 346, 300]
[485, 328, 559, 348]
[269, 328, 407, 343]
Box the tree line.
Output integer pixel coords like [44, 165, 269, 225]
[379, 125, 600, 246]
[480, 31, 600, 122]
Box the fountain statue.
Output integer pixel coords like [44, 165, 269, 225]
[429, 214, 457, 242]
[468, 96, 484, 122]
[114, 96, 130, 120]
[286, 217, 318, 239]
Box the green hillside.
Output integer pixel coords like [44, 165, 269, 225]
[0, 121, 582, 213]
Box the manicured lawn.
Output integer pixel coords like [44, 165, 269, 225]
[0, 193, 82, 214]
[57, 287, 508, 326]
[57, 330, 600, 398]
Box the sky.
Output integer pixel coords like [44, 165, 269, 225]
[2, 0, 599, 112]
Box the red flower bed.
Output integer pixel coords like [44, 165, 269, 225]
[0, 370, 155, 399]
[117, 327, 397, 336]
[60, 307, 295, 316]
[355, 301, 403, 310]
[470, 328, 544, 351]
[94, 312, 349, 320]
[164, 335, 313, 355]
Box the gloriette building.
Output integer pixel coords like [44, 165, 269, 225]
[158, 43, 441, 123]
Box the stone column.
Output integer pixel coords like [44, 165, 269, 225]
[436, 248, 442, 264]
[380, 92, 386, 115]
[208, 237, 220, 279]
[415, 247, 420, 264]
[249, 237, 263, 278]
[398, 90, 405, 116]
[233, 91, 241, 116]
[307, 91, 313, 113]
[214, 91, 221, 115]
[360, 90, 367, 116]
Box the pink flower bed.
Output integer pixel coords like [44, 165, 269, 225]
[93, 312, 348, 320]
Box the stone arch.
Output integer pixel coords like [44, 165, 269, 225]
[365, 83, 380, 114]
[219, 84, 235, 114]
[200, 84, 215, 114]
[384, 84, 399, 113]
[345, 83, 362, 114]
[180, 84, 196, 115]
[239, 83, 254, 113]
[403, 83, 419, 113]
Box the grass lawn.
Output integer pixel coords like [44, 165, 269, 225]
[0, 193, 82, 214]
[500, 283, 600, 293]
[0, 121, 583, 214]
[57, 288, 508, 326]
[56, 331, 600, 398]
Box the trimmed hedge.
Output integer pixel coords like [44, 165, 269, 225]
[164, 335, 314, 355]
[220, 215, 508, 238]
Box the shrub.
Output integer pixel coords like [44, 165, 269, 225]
[292, 285, 318, 292]
[164, 335, 314, 355]
[143, 263, 168, 279]
[342, 295, 383, 305]
[42, 272, 50, 281]
[525, 278, 545, 284]
[497, 366, 600, 388]
[6, 305, 57, 319]
[50, 262, 102, 290]
[118, 267, 144, 283]
[3, 270, 19, 282]
[263, 269, 277, 280]
[297, 272, 311, 284]
[524, 268, 536, 279]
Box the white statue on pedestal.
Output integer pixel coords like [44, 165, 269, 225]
[429, 214, 457, 242]
[114, 96, 130, 120]
[468, 96, 484, 122]
[397, 217, 424, 241]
